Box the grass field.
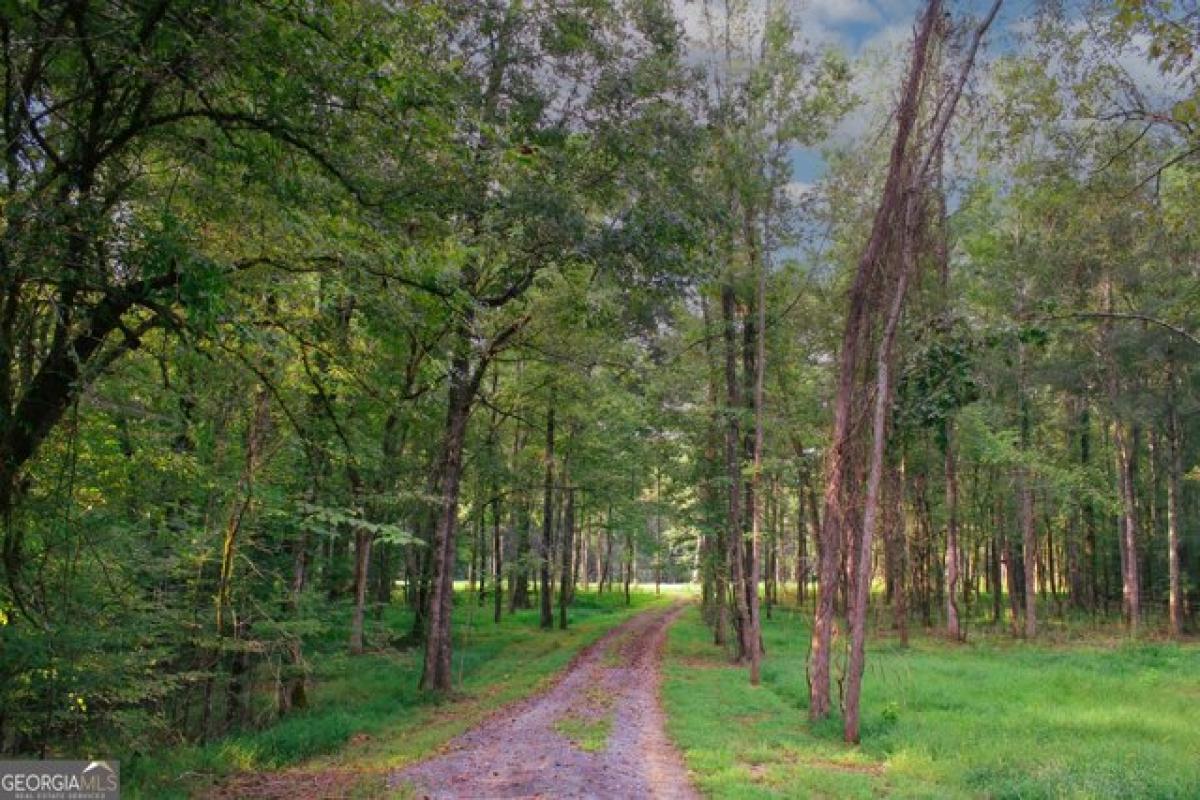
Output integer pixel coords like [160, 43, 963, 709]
[662, 603, 1200, 799]
[126, 588, 671, 798]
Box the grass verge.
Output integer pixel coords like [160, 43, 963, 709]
[662, 604, 1200, 799]
[126, 588, 669, 798]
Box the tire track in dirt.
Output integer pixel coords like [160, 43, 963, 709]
[390, 601, 697, 799]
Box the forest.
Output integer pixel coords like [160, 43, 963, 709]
[1, 0, 1199, 797]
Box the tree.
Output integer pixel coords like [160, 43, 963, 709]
[808, 0, 1001, 741]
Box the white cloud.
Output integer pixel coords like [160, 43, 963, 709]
[1112, 32, 1185, 104]
[674, 0, 846, 59]
[804, 0, 883, 26]
[857, 19, 912, 53]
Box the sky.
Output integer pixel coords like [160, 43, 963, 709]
[672, 0, 1043, 187]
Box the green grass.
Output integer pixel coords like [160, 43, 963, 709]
[662, 604, 1200, 799]
[554, 683, 618, 753]
[125, 588, 667, 799]
[554, 710, 615, 753]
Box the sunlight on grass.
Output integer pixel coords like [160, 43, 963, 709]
[662, 605, 1200, 799]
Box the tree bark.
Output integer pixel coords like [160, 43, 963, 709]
[1018, 470, 1037, 639]
[885, 460, 909, 646]
[599, 504, 613, 595]
[421, 320, 495, 692]
[1167, 359, 1184, 638]
[1114, 422, 1141, 634]
[796, 477, 808, 609]
[990, 530, 1002, 626]
[212, 386, 272, 735]
[281, 503, 310, 715]
[1017, 331, 1038, 638]
[844, 188, 915, 744]
[944, 422, 961, 640]
[510, 503, 532, 612]
[420, 381, 472, 691]
[540, 394, 556, 629]
[809, 0, 943, 720]
[747, 207, 767, 684]
[1003, 538, 1021, 637]
[216, 387, 272, 638]
[493, 496, 504, 624]
[721, 282, 753, 664]
[349, 524, 373, 654]
[702, 294, 729, 644]
[624, 528, 633, 606]
[560, 485, 575, 630]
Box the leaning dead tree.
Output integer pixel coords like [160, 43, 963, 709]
[807, 0, 1002, 743]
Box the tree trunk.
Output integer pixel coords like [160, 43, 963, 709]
[1003, 538, 1021, 637]
[1079, 406, 1099, 615]
[510, 503, 532, 612]
[796, 474, 808, 608]
[493, 496, 504, 624]
[1167, 361, 1184, 638]
[886, 460, 909, 646]
[600, 505, 613, 595]
[280, 496, 311, 715]
[420, 333, 487, 692]
[349, 525, 373, 654]
[1114, 421, 1141, 635]
[844, 186, 916, 745]
[1102, 280, 1139, 634]
[991, 516, 1002, 626]
[559, 484, 575, 629]
[702, 294, 729, 644]
[1017, 330, 1038, 638]
[1017, 470, 1036, 639]
[540, 395, 556, 629]
[624, 529, 633, 606]
[944, 422, 961, 640]
[806, 474, 821, 609]
[654, 468, 663, 596]
[809, 0, 943, 720]
[509, 406, 531, 613]
[581, 520, 590, 592]
[213, 388, 271, 734]
[573, 505, 584, 600]
[721, 282, 753, 664]
[746, 207, 767, 684]
[1046, 513, 1061, 616]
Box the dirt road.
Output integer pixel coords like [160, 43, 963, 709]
[390, 602, 697, 799]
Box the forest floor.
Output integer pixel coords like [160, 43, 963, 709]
[663, 601, 1200, 798]
[390, 601, 697, 799]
